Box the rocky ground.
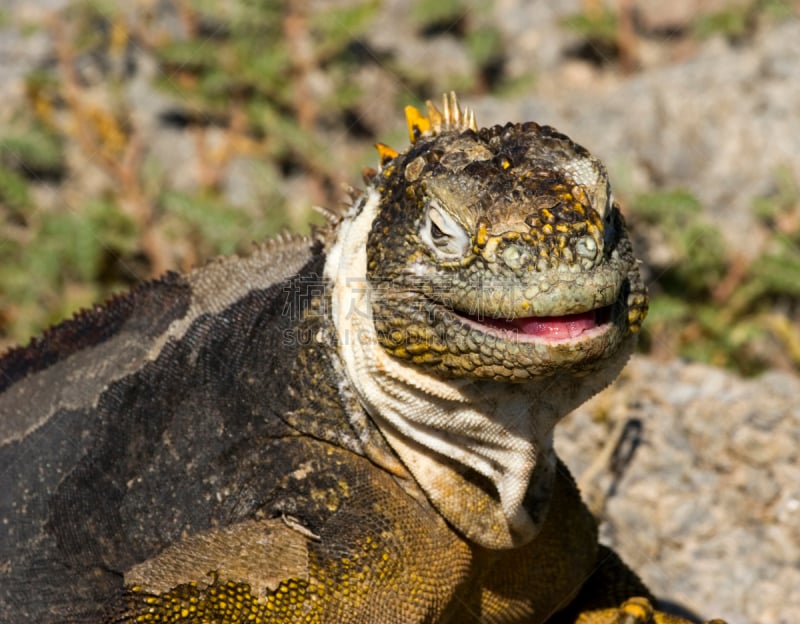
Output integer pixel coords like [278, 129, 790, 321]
[1, 1, 799, 623]
[558, 357, 800, 623]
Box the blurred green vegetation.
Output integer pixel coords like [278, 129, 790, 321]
[631, 181, 800, 374]
[0, 0, 799, 376]
[0, 0, 506, 349]
[691, 0, 797, 40]
[562, 0, 797, 70]
[562, 7, 619, 45]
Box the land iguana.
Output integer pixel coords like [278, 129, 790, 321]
[0, 93, 726, 623]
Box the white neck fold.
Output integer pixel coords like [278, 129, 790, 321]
[324, 190, 567, 548]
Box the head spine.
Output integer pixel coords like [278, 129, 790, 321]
[373, 92, 478, 172]
[404, 91, 478, 144]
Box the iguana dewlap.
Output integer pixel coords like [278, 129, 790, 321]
[0, 93, 724, 624]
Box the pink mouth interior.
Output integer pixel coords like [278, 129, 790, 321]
[468, 307, 611, 341]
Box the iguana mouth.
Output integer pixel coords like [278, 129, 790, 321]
[457, 304, 614, 343]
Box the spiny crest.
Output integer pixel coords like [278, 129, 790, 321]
[405, 91, 478, 143]
[371, 92, 478, 171]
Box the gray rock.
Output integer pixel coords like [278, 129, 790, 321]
[558, 356, 800, 623]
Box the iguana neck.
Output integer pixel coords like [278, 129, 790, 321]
[325, 189, 592, 549]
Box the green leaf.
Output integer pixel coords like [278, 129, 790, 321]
[562, 8, 618, 43]
[0, 125, 64, 175]
[0, 166, 31, 212]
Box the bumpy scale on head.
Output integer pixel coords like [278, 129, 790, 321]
[365, 93, 648, 382]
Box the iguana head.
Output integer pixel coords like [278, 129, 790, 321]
[325, 93, 647, 549]
[364, 93, 647, 381]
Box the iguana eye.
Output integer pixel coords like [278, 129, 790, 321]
[430, 221, 446, 241]
[421, 202, 470, 259]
